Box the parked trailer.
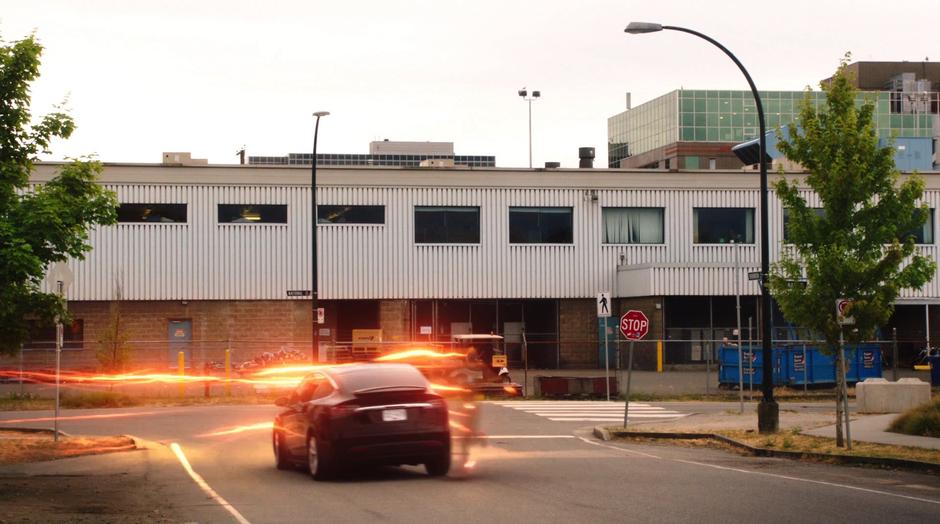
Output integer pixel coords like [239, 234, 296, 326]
[718, 344, 881, 388]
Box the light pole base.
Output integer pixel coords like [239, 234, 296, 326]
[757, 399, 779, 433]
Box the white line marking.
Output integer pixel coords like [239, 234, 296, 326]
[525, 411, 674, 415]
[576, 436, 662, 459]
[572, 436, 940, 506]
[453, 435, 577, 439]
[671, 458, 940, 506]
[548, 416, 685, 421]
[169, 442, 251, 524]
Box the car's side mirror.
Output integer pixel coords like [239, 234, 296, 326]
[275, 397, 289, 407]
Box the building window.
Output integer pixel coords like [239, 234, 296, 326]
[903, 208, 934, 244]
[414, 206, 480, 244]
[509, 207, 573, 244]
[318, 205, 385, 224]
[24, 319, 84, 350]
[117, 203, 187, 223]
[218, 204, 287, 224]
[602, 207, 664, 244]
[693, 207, 754, 244]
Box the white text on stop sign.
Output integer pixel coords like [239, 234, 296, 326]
[621, 318, 648, 332]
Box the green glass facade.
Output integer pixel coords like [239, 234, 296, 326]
[609, 89, 937, 168]
[608, 91, 678, 168]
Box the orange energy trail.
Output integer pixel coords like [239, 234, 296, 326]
[0, 411, 159, 424]
[375, 348, 466, 361]
[429, 383, 471, 393]
[197, 422, 274, 438]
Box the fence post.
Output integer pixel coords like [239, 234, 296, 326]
[225, 349, 232, 397]
[178, 351, 185, 398]
[891, 328, 898, 382]
[705, 340, 711, 397]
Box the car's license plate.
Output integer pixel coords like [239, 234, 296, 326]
[382, 409, 407, 422]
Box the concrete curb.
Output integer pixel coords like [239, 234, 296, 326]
[0, 427, 72, 438]
[606, 429, 940, 475]
[593, 426, 612, 441]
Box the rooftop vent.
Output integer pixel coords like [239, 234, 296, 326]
[579, 147, 595, 168]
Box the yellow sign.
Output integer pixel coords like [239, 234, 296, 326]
[352, 329, 383, 348]
[492, 354, 507, 367]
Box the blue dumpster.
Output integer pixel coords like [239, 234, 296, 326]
[930, 355, 940, 387]
[718, 346, 785, 387]
[719, 344, 881, 388]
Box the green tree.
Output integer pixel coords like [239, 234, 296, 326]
[0, 34, 118, 356]
[769, 55, 936, 446]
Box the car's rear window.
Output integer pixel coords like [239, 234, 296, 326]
[334, 366, 428, 393]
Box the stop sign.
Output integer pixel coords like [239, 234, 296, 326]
[620, 310, 649, 341]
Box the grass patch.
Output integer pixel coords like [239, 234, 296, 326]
[60, 391, 141, 409]
[888, 397, 940, 438]
[611, 428, 940, 465]
[0, 429, 135, 464]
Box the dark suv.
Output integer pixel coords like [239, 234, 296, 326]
[273, 363, 451, 480]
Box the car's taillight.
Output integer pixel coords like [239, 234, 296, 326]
[331, 404, 359, 418]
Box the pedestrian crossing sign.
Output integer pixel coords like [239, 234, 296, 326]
[597, 292, 611, 318]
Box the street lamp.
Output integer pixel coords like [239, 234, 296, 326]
[311, 111, 329, 363]
[624, 22, 778, 433]
[518, 88, 541, 168]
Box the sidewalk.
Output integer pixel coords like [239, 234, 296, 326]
[0, 437, 232, 522]
[516, 368, 930, 396]
[804, 414, 940, 450]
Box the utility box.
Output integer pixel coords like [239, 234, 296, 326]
[856, 377, 932, 413]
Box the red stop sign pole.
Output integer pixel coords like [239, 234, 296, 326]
[619, 310, 649, 427]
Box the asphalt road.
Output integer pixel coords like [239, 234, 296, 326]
[3, 402, 939, 523]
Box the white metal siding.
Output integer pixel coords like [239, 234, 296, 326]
[33, 164, 940, 301]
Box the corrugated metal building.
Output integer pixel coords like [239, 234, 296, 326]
[16, 161, 940, 370]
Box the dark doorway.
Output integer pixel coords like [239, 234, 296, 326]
[335, 300, 380, 342]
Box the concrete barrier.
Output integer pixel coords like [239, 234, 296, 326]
[856, 377, 932, 414]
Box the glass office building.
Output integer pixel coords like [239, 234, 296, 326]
[250, 152, 496, 168]
[609, 89, 939, 168]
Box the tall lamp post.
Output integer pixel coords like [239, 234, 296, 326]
[518, 88, 540, 168]
[624, 22, 778, 432]
[311, 111, 330, 363]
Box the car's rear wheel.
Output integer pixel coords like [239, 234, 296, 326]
[425, 450, 450, 477]
[273, 430, 291, 470]
[307, 434, 336, 480]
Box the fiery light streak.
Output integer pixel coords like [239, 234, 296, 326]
[375, 348, 465, 361]
[449, 420, 473, 434]
[250, 365, 337, 377]
[0, 412, 158, 424]
[429, 383, 471, 393]
[503, 386, 518, 395]
[197, 421, 274, 438]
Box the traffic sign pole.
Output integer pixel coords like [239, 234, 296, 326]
[604, 324, 610, 401]
[618, 310, 649, 427]
[597, 293, 612, 402]
[623, 340, 634, 427]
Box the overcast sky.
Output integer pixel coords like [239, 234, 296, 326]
[3, 0, 938, 168]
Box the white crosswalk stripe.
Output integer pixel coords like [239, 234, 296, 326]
[489, 400, 687, 422]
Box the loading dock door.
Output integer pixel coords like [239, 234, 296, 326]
[168, 319, 192, 368]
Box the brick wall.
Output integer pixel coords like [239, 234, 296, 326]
[558, 299, 597, 368]
[0, 300, 318, 372]
[379, 300, 411, 341]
